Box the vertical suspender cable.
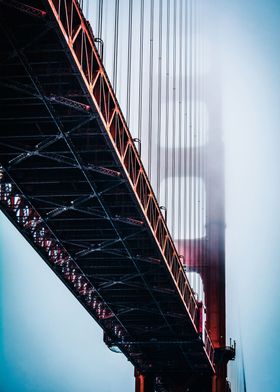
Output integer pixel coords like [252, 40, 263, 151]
[205, 5, 210, 296]
[202, 4, 207, 293]
[98, 0, 103, 39]
[240, 337, 247, 392]
[178, 0, 183, 241]
[95, 1, 99, 37]
[193, 0, 197, 294]
[183, 0, 188, 246]
[156, 0, 163, 200]
[197, 0, 200, 298]
[189, 0, 193, 288]
[197, 0, 201, 299]
[126, 0, 133, 126]
[165, 0, 170, 221]
[148, 0, 154, 179]
[199, 2, 202, 300]
[196, 1, 199, 296]
[171, 0, 176, 236]
[113, 0, 119, 92]
[85, 0, 89, 18]
[198, 2, 201, 297]
[196, 0, 199, 297]
[138, 0, 144, 142]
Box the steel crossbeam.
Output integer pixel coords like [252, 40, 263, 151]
[0, 0, 46, 17]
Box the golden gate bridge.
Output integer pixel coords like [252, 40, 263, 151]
[0, 0, 245, 390]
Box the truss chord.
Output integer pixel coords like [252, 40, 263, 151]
[75, 228, 146, 258]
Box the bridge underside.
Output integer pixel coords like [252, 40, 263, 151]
[0, 1, 215, 390]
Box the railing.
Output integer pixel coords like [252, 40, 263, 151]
[204, 328, 215, 366]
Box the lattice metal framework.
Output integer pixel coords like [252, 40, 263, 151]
[0, 0, 214, 379]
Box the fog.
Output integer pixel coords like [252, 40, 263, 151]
[221, 1, 280, 390]
[1, 1, 280, 391]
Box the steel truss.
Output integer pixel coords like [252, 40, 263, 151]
[0, 0, 214, 378]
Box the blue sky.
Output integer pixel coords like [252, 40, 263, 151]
[1, 1, 280, 391]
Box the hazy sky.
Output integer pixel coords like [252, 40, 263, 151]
[0, 215, 134, 392]
[221, 0, 280, 390]
[1, 1, 280, 391]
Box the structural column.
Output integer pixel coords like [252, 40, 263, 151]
[135, 370, 154, 392]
